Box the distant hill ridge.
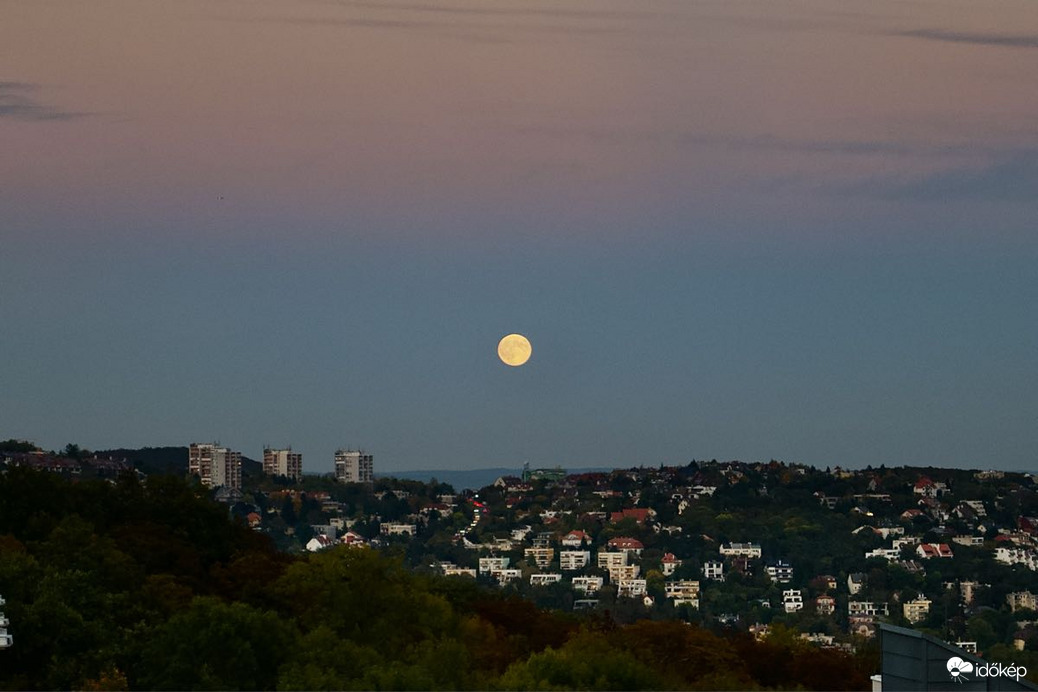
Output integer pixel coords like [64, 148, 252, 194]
[91, 447, 606, 490]
[378, 466, 614, 491]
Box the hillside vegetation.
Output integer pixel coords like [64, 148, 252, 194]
[0, 468, 875, 690]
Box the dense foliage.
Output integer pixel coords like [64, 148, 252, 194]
[0, 469, 876, 690]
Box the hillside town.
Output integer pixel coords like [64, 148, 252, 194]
[2, 441, 1036, 662]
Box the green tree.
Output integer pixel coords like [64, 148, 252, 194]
[137, 597, 297, 690]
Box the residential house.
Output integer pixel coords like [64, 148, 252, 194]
[443, 565, 477, 578]
[305, 535, 334, 552]
[610, 508, 655, 524]
[606, 537, 645, 555]
[559, 550, 591, 571]
[597, 551, 628, 569]
[607, 565, 641, 583]
[903, 595, 931, 624]
[560, 530, 590, 548]
[952, 535, 984, 547]
[572, 576, 604, 594]
[530, 573, 563, 586]
[916, 543, 953, 559]
[1007, 591, 1038, 612]
[524, 547, 555, 569]
[849, 601, 889, 617]
[492, 568, 522, 584]
[617, 579, 648, 598]
[865, 547, 901, 561]
[664, 580, 701, 608]
[996, 547, 1038, 571]
[339, 530, 367, 546]
[703, 560, 724, 580]
[766, 560, 794, 584]
[815, 595, 836, 615]
[478, 557, 510, 574]
[661, 553, 681, 576]
[719, 542, 762, 558]
[380, 522, 417, 536]
[783, 589, 804, 613]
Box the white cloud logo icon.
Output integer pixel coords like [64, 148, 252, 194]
[947, 657, 974, 682]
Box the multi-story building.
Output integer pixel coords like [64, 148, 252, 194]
[262, 447, 302, 481]
[334, 449, 373, 484]
[188, 443, 242, 489]
[492, 568, 522, 585]
[703, 560, 724, 580]
[607, 565, 641, 583]
[1007, 591, 1038, 612]
[617, 579, 648, 598]
[597, 551, 628, 569]
[572, 576, 604, 594]
[530, 573, 563, 586]
[478, 557, 510, 574]
[524, 547, 555, 569]
[783, 589, 804, 613]
[719, 542, 762, 558]
[664, 580, 701, 607]
[560, 551, 591, 571]
[766, 560, 794, 584]
[606, 537, 645, 555]
[380, 522, 416, 536]
[849, 601, 889, 617]
[903, 595, 931, 624]
[661, 553, 681, 576]
[442, 565, 477, 578]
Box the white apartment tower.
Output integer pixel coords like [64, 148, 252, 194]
[263, 447, 303, 481]
[188, 442, 242, 489]
[335, 449, 373, 484]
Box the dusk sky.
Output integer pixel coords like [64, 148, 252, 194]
[2, 0, 1036, 474]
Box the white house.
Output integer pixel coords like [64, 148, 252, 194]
[559, 551, 591, 571]
[380, 522, 416, 536]
[848, 601, 889, 616]
[661, 553, 681, 576]
[720, 542, 762, 558]
[766, 561, 794, 584]
[492, 568, 522, 584]
[530, 573, 563, 586]
[306, 535, 334, 552]
[479, 556, 510, 574]
[703, 561, 724, 580]
[783, 589, 804, 613]
[617, 579, 648, 597]
[572, 576, 604, 594]
[561, 530, 590, 548]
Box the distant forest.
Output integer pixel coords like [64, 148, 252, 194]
[0, 468, 877, 690]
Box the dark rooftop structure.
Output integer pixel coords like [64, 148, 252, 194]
[880, 623, 1037, 691]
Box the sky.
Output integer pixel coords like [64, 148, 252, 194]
[1, 0, 1036, 474]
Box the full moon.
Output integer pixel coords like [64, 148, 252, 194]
[497, 333, 532, 367]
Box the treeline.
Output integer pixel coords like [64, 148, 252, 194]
[0, 469, 875, 690]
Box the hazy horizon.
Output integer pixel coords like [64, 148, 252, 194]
[3, 0, 1036, 474]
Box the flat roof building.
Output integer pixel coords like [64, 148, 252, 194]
[263, 447, 302, 482]
[335, 449, 373, 484]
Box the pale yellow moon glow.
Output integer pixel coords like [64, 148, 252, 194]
[497, 334, 532, 367]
